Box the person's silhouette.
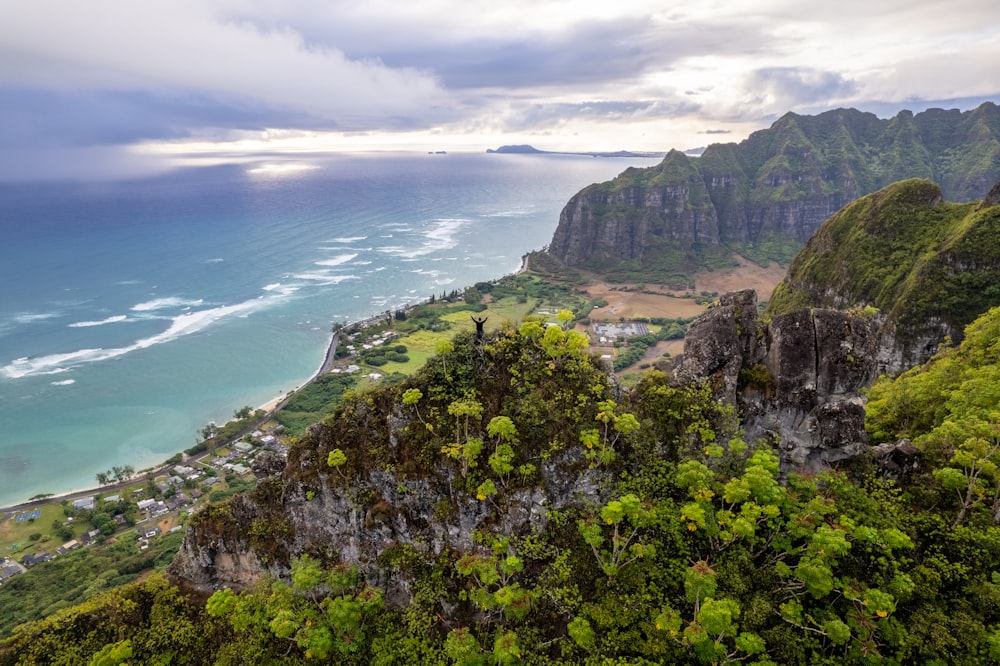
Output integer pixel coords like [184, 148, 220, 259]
[471, 315, 488, 341]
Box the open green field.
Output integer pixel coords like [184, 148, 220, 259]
[1, 504, 72, 558]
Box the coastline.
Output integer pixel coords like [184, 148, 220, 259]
[0, 327, 348, 514]
[1, 262, 528, 514]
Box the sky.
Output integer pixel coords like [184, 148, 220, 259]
[0, 0, 998, 179]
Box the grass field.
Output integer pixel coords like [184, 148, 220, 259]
[1, 504, 76, 558]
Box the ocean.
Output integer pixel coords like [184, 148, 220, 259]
[0, 152, 658, 506]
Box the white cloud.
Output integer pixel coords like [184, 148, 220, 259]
[0, 0, 996, 175]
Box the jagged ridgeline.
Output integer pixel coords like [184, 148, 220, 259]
[768, 178, 1000, 370]
[547, 103, 1000, 285]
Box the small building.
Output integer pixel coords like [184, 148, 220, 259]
[202, 477, 220, 487]
[155, 481, 170, 493]
[137, 498, 157, 511]
[0, 563, 22, 583]
[21, 552, 54, 567]
[591, 321, 650, 341]
[174, 465, 194, 476]
[169, 475, 184, 487]
[260, 435, 277, 446]
[234, 442, 253, 454]
[80, 529, 102, 544]
[55, 540, 80, 555]
[102, 495, 120, 504]
[72, 496, 95, 511]
[113, 514, 128, 526]
[231, 464, 250, 476]
[143, 526, 162, 539]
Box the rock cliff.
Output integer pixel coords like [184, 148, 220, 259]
[673, 290, 879, 469]
[548, 103, 1000, 282]
[169, 328, 623, 597]
[767, 179, 1000, 372]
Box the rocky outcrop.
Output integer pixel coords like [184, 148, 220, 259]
[768, 179, 1000, 372]
[170, 445, 608, 600]
[674, 290, 879, 469]
[548, 103, 1000, 279]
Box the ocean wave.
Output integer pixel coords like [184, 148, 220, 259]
[14, 312, 59, 324]
[68, 315, 128, 328]
[314, 253, 358, 267]
[481, 209, 530, 218]
[378, 218, 469, 259]
[51, 379, 75, 386]
[328, 236, 367, 243]
[261, 282, 302, 296]
[1, 297, 275, 380]
[131, 297, 204, 312]
[291, 272, 360, 286]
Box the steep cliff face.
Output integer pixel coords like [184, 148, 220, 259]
[674, 290, 879, 469]
[767, 179, 1000, 371]
[169, 329, 622, 597]
[548, 103, 1000, 281]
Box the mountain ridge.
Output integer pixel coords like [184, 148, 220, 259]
[547, 102, 1000, 285]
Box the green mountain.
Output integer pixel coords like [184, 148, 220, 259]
[547, 103, 1000, 285]
[768, 178, 1000, 370]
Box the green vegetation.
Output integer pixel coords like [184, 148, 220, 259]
[274, 373, 359, 435]
[767, 179, 1000, 353]
[0, 532, 183, 638]
[10, 306, 1000, 664]
[611, 323, 689, 371]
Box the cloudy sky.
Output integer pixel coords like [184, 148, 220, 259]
[1, 0, 998, 179]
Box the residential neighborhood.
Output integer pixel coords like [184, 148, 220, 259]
[0, 425, 289, 586]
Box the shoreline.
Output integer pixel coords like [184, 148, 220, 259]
[1, 261, 532, 514]
[0, 326, 349, 515]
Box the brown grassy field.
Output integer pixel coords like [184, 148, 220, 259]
[583, 255, 786, 322]
[581, 255, 788, 368]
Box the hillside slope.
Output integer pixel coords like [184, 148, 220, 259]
[767, 179, 1000, 371]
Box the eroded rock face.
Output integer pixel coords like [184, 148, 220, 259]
[169, 446, 608, 600]
[674, 289, 879, 469]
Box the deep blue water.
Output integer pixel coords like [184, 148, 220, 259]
[0, 152, 657, 505]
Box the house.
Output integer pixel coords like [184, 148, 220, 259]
[113, 514, 128, 526]
[55, 540, 80, 555]
[234, 441, 253, 454]
[137, 498, 157, 511]
[174, 465, 194, 476]
[202, 477, 220, 487]
[72, 496, 95, 511]
[80, 529, 102, 544]
[260, 435, 277, 446]
[21, 552, 54, 567]
[143, 526, 162, 539]
[169, 475, 184, 487]
[231, 464, 250, 476]
[152, 501, 169, 517]
[0, 563, 22, 583]
[155, 481, 170, 493]
[102, 495, 120, 504]
[590, 321, 650, 341]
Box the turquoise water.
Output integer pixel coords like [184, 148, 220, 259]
[0, 152, 657, 505]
